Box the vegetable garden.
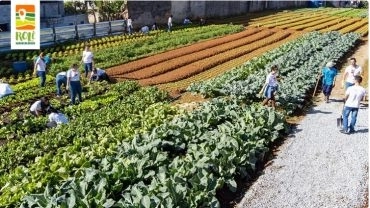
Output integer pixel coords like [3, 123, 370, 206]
[0, 7, 368, 207]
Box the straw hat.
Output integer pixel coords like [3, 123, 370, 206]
[326, 61, 335, 68]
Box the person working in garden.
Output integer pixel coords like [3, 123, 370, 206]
[321, 61, 338, 103]
[0, 79, 13, 98]
[141, 25, 150, 34]
[56, 71, 67, 97]
[342, 57, 362, 90]
[33, 52, 47, 87]
[66, 63, 83, 105]
[259, 65, 279, 109]
[183, 17, 192, 25]
[46, 108, 68, 128]
[89, 67, 110, 83]
[30, 97, 51, 117]
[81, 45, 94, 78]
[340, 75, 366, 134]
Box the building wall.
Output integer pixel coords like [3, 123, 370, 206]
[0, 5, 10, 31]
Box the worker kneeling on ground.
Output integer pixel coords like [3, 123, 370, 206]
[47, 108, 68, 128]
[0, 79, 14, 98]
[30, 97, 51, 117]
[90, 68, 110, 82]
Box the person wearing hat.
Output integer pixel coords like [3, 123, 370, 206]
[321, 61, 338, 103]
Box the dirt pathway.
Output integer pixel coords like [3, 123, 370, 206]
[236, 41, 369, 208]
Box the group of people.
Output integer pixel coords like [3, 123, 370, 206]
[33, 46, 109, 105]
[124, 15, 206, 35]
[259, 57, 366, 135]
[29, 97, 68, 128]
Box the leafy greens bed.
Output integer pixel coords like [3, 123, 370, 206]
[188, 31, 360, 114]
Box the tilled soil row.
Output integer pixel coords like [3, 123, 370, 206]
[321, 18, 362, 32]
[106, 27, 261, 76]
[288, 16, 339, 30]
[115, 30, 275, 80]
[303, 17, 348, 31]
[157, 31, 305, 93]
[339, 18, 369, 34]
[133, 31, 291, 86]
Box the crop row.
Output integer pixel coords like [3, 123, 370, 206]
[249, 10, 328, 27]
[0, 76, 56, 111]
[116, 29, 274, 80]
[136, 30, 291, 86]
[339, 18, 368, 34]
[266, 15, 326, 29]
[289, 16, 339, 31]
[47, 24, 243, 78]
[189, 31, 360, 115]
[320, 18, 362, 33]
[354, 24, 369, 36]
[18, 98, 286, 207]
[107, 28, 261, 76]
[0, 81, 120, 139]
[0, 87, 175, 206]
[302, 17, 347, 31]
[157, 31, 304, 93]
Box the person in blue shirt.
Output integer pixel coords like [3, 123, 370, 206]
[321, 61, 338, 103]
[89, 67, 110, 83]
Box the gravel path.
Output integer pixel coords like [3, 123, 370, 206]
[237, 94, 368, 208]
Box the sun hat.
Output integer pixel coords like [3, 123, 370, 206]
[326, 61, 335, 68]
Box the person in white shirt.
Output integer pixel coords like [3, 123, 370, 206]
[30, 97, 50, 116]
[81, 46, 94, 78]
[340, 75, 366, 134]
[342, 57, 362, 90]
[47, 108, 68, 128]
[168, 14, 173, 32]
[33, 52, 47, 87]
[0, 80, 13, 98]
[127, 16, 133, 35]
[66, 64, 82, 105]
[259, 65, 279, 109]
[56, 71, 67, 96]
[89, 68, 109, 83]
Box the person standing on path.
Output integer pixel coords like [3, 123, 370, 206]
[342, 57, 362, 91]
[168, 14, 173, 32]
[66, 64, 83, 105]
[321, 61, 338, 103]
[259, 65, 279, 109]
[56, 71, 67, 97]
[33, 52, 47, 87]
[81, 45, 94, 78]
[340, 75, 366, 134]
